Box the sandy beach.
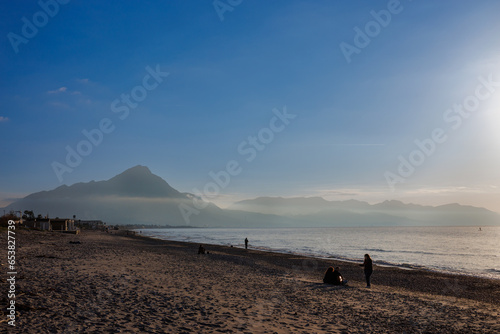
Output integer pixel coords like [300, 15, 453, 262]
[2, 229, 500, 333]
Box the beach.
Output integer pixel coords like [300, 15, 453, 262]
[2, 229, 500, 333]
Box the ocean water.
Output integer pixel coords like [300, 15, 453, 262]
[136, 226, 500, 280]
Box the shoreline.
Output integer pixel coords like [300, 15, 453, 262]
[4, 229, 500, 333]
[138, 230, 500, 282]
[130, 230, 500, 306]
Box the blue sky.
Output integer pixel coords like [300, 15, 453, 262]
[1, 0, 500, 212]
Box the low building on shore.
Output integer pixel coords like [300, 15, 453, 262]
[51, 218, 75, 231]
[78, 220, 106, 230]
[24, 218, 52, 230]
[23, 217, 76, 231]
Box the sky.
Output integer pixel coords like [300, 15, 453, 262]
[1, 0, 500, 213]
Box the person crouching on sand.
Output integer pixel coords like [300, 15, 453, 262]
[360, 254, 373, 288]
[323, 266, 348, 285]
[323, 267, 335, 284]
[334, 267, 348, 285]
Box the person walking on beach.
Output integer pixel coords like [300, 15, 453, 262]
[245, 238, 248, 249]
[360, 254, 373, 288]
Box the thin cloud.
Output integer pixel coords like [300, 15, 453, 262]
[0, 116, 9, 122]
[315, 189, 360, 197]
[329, 144, 386, 147]
[47, 87, 68, 94]
[3, 197, 22, 202]
[0, 196, 23, 208]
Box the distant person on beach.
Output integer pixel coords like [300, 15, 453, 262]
[198, 245, 206, 254]
[323, 266, 348, 285]
[245, 238, 248, 249]
[334, 267, 348, 285]
[360, 254, 373, 288]
[323, 267, 335, 284]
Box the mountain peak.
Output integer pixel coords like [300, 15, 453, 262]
[128, 165, 151, 173]
[22, 165, 183, 200]
[115, 165, 152, 177]
[105, 166, 182, 198]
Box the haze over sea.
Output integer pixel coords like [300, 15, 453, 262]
[138, 225, 500, 280]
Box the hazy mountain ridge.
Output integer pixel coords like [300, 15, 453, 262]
[25, 165, 184, 200]
[230, 197, 500, 226]
[3, 166, 499, 227]
[3, 166, 284, 227]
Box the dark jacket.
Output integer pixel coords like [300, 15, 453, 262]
[323, 269, 343, 285]
[363, 258, 373, 274]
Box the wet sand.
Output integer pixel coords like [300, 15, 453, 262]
[2, 229, 500, 333]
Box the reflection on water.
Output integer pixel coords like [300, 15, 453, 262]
[137, 226, 500, 279]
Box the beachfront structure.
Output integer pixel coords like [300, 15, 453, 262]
[51, 218, 75, 231]
[39, 219, 52, 230]
[24, 218, 52, 230]
[24, 218, 76, 231]
[78, 220, 106, 230]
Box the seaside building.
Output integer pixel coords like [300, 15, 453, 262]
[78, 220, 106, 230]
[23, 217, 76, 231]
[39, 218, 52, 230]
[24, 218, 52, 230]
[51, 218, 75, 231]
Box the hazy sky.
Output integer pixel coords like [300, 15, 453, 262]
[1, 0, 500, 212]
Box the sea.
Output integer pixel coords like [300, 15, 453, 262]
[136, 226, 500, 280]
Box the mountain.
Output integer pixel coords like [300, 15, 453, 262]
[229, 196, 333, 215]
[4, 166, 284, 227]
[230, 197, 500, 227]
[24, 165, 184, 200]
[4, 167, 500, 227]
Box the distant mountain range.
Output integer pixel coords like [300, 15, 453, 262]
[3, 165, 500, 227]
[229, 197, 500, 227]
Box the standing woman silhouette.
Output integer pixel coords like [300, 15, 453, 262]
[361, 254, 373, 288]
